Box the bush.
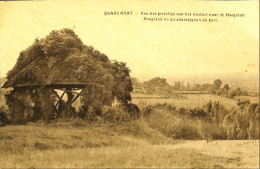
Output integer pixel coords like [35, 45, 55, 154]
[237, 100, 250, 106]
[170, 121, 202, 139]
[198, 122, 227, 139]
[227, 90, 237, 99]
[5, 89, 31, 124]
[141, 105, 153, 117]
[101, 106, 131, 122]
[143, 105, 202, 139]
[5, 87, 56, 124]
[141, 101, 260, 140]
[124, 103, 140, 118]
[0, 105, 10, 126]
[223, 103, 260, 139]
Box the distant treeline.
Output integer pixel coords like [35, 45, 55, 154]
[131, 77, 255, 99]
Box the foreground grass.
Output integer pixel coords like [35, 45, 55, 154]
[1, 144, 233, 168]
[0, 121, 259, 168]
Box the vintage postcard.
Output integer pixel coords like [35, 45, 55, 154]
[0, 0, 259, 168]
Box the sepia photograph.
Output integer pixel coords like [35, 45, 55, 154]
[0, 0, 259, 168]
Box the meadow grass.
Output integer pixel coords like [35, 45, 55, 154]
[0, 121, 259, 168]
[1, 91, 259, 168]
[132, 94, 240, 110]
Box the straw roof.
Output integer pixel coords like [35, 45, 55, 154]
[2, 28, 114, 89]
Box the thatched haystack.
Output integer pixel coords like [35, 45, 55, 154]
[2, 28, 137, 123]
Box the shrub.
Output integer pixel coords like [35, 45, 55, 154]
[227, 90, 237, 99]
[237, 100, 250, 106]
[124, 103, 140, 119]
[101, 105, 131, 122]
[0, 105, 10, 126]
[170, 121, 202, 139]
[5, 89, 32, 124]
[141, 105, 152, 117]
[223, 103, 260, 139]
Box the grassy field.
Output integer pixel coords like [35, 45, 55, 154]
[132, 93, 240, 110]
[1, 89, 259, 168]
[0, 122, 259, 168]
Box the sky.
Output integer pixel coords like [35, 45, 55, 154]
[0, 0, 259, 81]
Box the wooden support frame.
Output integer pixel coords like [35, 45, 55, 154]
[54, 90, 66, 108]
[53, 89, 82, 105]
[71, 90, 82, 104]
[2, 84, 86, 120]
[52, 88, 83, 116]
[53, 89, 73, 116]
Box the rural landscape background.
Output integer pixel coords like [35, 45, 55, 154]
[0, 0, 259, 168]
[1, 71, 259, 168]
[0, 29, 259, 168]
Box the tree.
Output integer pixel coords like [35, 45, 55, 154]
[187, 83, 190, 91]
[131, 78, 143, 91]
[193, 84, 201, 91]
[224, 84, 230, 90]
[143, 77, 170, 94]
[214, 79, 222, 89]
[200, 83, 211, 91]
[236, 87, 242, 96]
[173, 81, 181, 90]
[111, 62, 133, 104]
[227, 90, 237, 99]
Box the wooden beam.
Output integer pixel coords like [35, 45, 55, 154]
[10, 83, 88, 89]
[59, 89, 81, 94]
